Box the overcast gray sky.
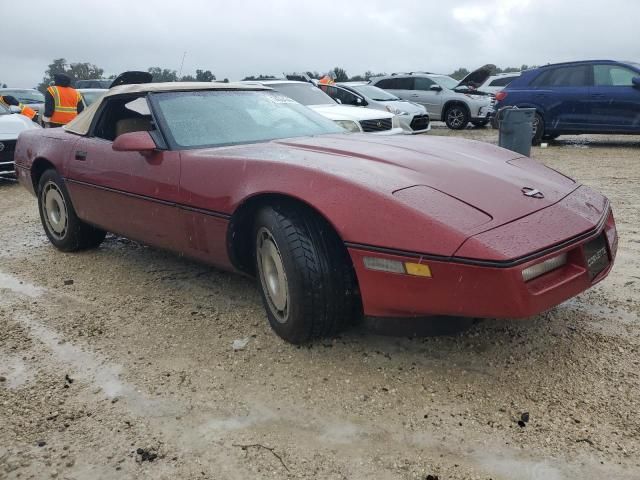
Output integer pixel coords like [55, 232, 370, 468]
[2, 0, 639, 87]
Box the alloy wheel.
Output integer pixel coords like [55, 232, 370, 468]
[447, 108, 466, 129]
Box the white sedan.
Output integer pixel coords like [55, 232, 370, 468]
[250, 80, 403, 135]
[0, 103, 41, 179]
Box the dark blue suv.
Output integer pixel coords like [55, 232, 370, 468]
[494, 60, 640, 144]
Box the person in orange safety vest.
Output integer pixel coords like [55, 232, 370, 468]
[318, 72, 336, 85]
[43, 73, 83, 127]
[0, 95, 38, 122]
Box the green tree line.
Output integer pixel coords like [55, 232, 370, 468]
[37, 58, 221, 92]
[35, 59, 536, 92]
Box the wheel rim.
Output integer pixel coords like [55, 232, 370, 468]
[447, 108, 465, 128]
[532, 116, 540, 136]
[42, 182, 68, 240]
[256, 227, 289, 323]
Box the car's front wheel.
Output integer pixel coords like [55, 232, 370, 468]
[444, 105, 470, 130]
[38, 169, 106, 252]
[253, 203, 360, 343]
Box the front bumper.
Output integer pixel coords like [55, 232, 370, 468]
[0, 139, 16, 179]
[348, 209, 617, 319]
[399, 114, 431, 134]
[471, 105, 494, 121]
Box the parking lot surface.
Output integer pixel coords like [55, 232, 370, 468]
[1, 128, 639, 479]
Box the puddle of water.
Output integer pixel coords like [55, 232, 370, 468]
[0, 354, 34, 389]
[476, 454, 563, 480]
[475, 450, 638, 480]
[12, 311, 180, 418]
[0, 272, 45, 298]
[319, 421, 362, 444]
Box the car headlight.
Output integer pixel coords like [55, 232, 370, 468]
[385, 105, 409, 115]
[334, 120, 362, 132]
[392, 115, 401, 129]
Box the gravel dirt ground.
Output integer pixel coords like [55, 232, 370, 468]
[1, 127, 639, 480]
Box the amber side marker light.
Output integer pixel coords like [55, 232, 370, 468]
[363, 257, 432, 277]
[521, 253, 567, 282]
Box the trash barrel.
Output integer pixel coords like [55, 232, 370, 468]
[496, 107, 535, 157]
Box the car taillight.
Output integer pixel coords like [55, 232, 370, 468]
[495, 91, 508, 102]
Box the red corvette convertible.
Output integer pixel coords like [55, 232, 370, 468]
[14, 77, 618, 343]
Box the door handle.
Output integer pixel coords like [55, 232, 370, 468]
[75, 151, 87, 161]
[591, 93, 606, 98]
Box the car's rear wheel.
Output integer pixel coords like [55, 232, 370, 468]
[532, 113, 545, 145]
[444, 105, 470, 130]
[38, 169, 106, 252]
[253, 203, 359, 344]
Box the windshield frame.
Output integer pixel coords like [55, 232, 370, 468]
[148, 89, 344, 151]
[430, 75, 459, 90]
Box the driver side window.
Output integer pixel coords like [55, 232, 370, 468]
[414, 77, 436, 90]
[92, 95, 154, 141]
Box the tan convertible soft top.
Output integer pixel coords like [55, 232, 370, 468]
[65, 81, 270, 136]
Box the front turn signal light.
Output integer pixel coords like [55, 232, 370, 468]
[404, 262, 432, 277]
[363, 257, 432, 277]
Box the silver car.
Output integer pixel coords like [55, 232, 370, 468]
[322, 82, 431, 134]
[371, 65, 495, 130]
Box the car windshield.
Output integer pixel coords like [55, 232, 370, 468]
[152, 90, 343, 149]
[1, 89, 44, 104]
[269, 83, 336, 106]
[432, 76, 459, 89]
[81, 91, 106, 106]
[350, 85, 399, 101]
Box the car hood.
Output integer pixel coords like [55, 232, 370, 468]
[309, 104, 394, 122]
[207, 133, 578, 232]
[0, 114, 41, 140]
[457, 64, 496, 89]
[377, 100, 426, 114]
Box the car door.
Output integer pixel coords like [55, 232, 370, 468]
[590, 63, 640, 132]
[322, 85, 364, 107]
[530, 64, 592, 131]
[64, 94, 183, 251]
[411, 77, 444, 118]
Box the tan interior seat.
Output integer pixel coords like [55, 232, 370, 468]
[115, 117, 152, 138]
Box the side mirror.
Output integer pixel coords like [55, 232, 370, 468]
[9, 105, 21, 114]
[112, 131, 156, 153]
[633, 77, 640, 89]
[355, 97, 367, 106]
[429, 85, 443, 92]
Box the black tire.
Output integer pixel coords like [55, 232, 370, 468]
[444, 104, 470, 130]
[471, 120, 489, 128]
[253, 203, 360, 344]
[532, 113, 545, 146]
[37, 169, 106, 252]
[542, 133, 559, 141]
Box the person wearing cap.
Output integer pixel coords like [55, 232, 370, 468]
[43, 73, 83, 127]
[0, 94, 38, 122]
